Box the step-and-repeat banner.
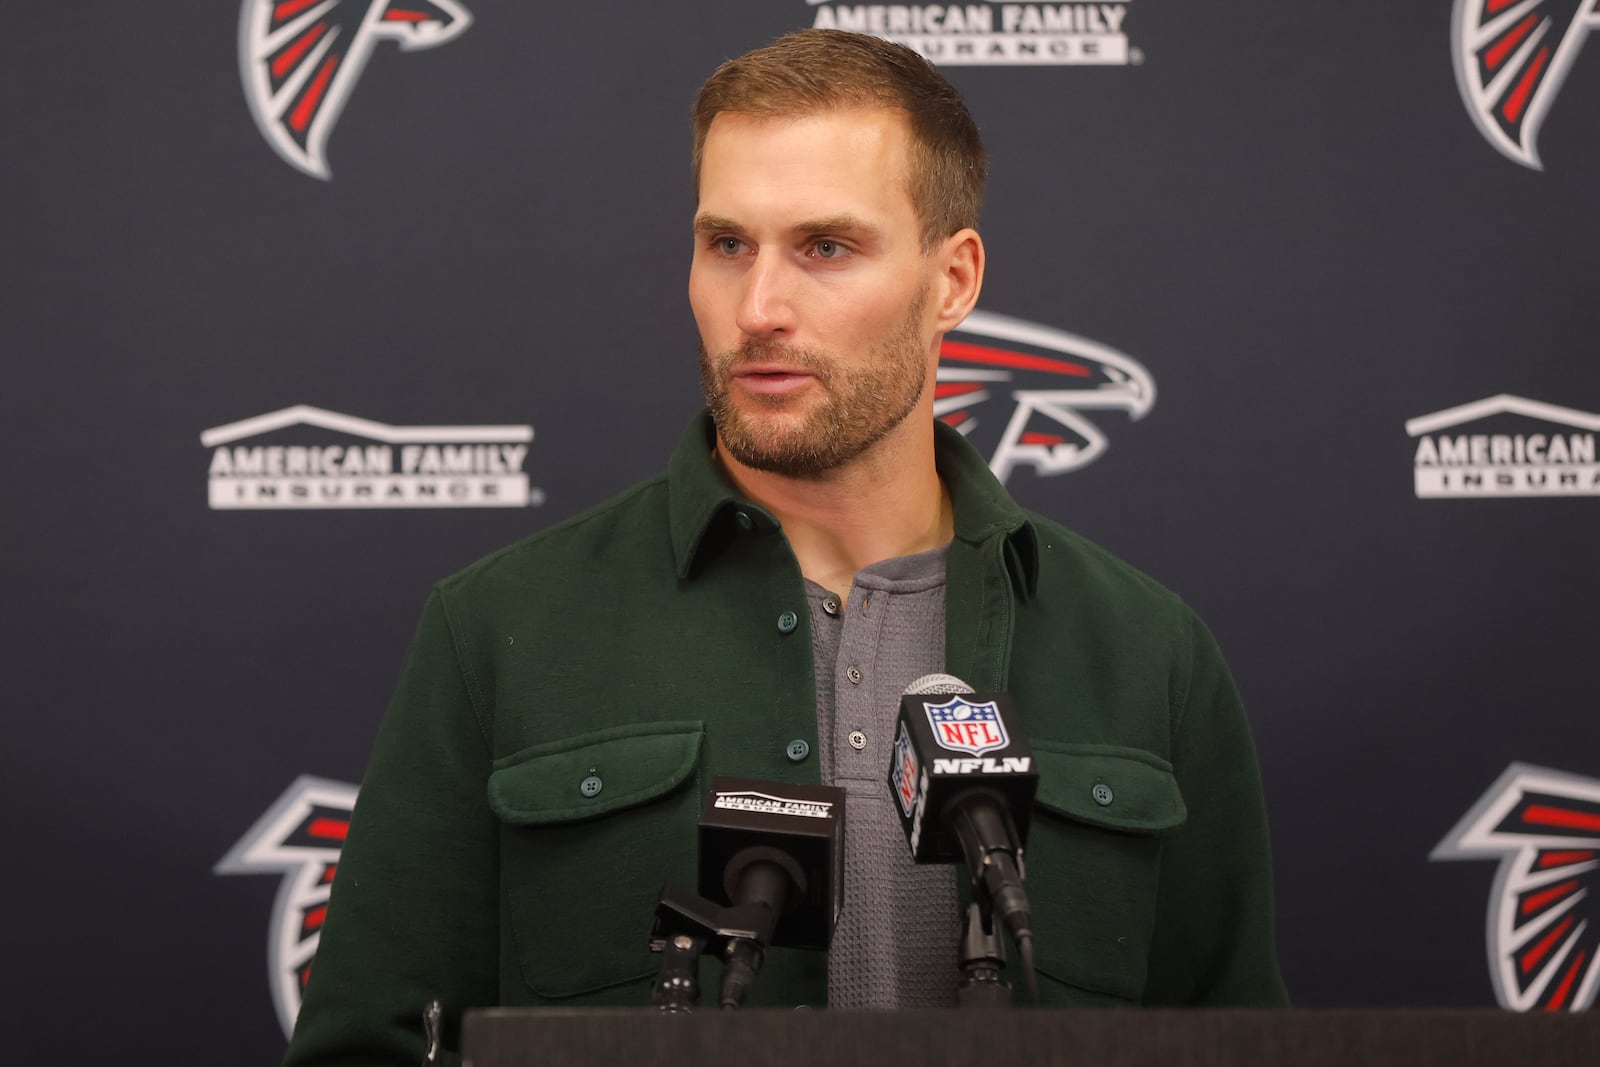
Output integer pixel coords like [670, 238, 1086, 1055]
[9, 2, 1598, 1061]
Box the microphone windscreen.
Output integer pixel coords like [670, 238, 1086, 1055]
[904, 673, 975, 696]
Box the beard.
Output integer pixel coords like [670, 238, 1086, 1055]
[699, 287, 930, 477]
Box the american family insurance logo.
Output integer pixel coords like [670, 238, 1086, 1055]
[938, 309, 1154, 484]
[1432, 763, 1600, 1012]
[805, 1, 1141, 65]
[1406, 395, 1600, 498]
[216, 776, 359, 1037]
[201, 405, 542, 509]
[1452, 0, 1599, 170]
[240, 0, 473, 179]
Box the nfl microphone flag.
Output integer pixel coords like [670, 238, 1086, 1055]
[891, 690, 1039, 865]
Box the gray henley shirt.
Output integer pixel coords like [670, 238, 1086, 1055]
[806, 543, 960, 1008]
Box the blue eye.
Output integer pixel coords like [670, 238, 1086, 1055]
[814, 240, 844, 259]
[718, 237, 742, 255]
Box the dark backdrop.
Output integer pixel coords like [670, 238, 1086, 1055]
[6, 2, 1598, 1062]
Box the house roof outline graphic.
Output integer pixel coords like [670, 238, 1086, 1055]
[1405, 395, 1600, 438]
[200, 405, 533, 448]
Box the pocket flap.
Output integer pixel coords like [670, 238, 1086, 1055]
[1033, 743, 1187, 834]
[488, 721, 703, 826]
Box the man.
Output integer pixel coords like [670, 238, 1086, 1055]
[284, 27, 1287, 1066]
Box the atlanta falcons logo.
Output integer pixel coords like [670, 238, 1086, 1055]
[1452, 0, 1600, 169]
[1432, 763, 1600, 1012]
[937, 310, 1154, 485]
[215, 776, 359, 1037]
[239, 0, 473, 179]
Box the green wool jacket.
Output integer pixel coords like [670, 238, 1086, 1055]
[283, 413, 1288, 1066]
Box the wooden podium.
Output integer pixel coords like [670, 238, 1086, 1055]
[462, 1007, 1599, 1067]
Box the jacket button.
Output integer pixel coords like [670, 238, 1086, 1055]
[1092, 783, 1114, 807]
[735, 510, 754, 531]
[777, 610, 798, 634]
[785, 739, 810, 762]
[580, 775, 603, 798]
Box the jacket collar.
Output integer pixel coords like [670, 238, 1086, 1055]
[667, 411, 1038, 599]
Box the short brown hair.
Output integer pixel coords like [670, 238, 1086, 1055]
[692, 29, 987, 251]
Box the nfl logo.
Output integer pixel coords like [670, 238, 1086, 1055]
[924, 697, 1009, 757]
[891, 722, 920, 817]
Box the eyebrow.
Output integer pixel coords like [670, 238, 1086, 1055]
[692, 214, 741, 236]
[692, 213, 882, 240]
[792, 214, 879, 239]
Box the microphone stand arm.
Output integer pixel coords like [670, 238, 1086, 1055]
[956, 891, 1012, 1008]
[649, 888, 721, 1012]
[946, 790, 1039, 1003]
[649, 875, 788, 1012]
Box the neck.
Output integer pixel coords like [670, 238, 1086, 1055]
[716, 420, 953, 600]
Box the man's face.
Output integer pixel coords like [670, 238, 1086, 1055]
[690, 107, 939, 477]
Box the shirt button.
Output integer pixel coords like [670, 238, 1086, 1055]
[735, 510, 753, 531]
[822, 597, 840, 617]
[785, 739, 810, 762]
[580, 775, 603, 798]
[1092, 783, 1114, 807]
[847, 730, 867, 751]
[846, 665, 862, 685]
[777, 610, 798, 634]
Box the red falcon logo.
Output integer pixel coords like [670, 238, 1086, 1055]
[1453, 0, 1600, 169]
[936, 310, 1154, 485]
[1432, 763, 1600, 1012]
[239, 0, 473, 179]
[216, 776, 359, 1037]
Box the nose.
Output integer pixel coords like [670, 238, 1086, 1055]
[735, 251, 797, 339]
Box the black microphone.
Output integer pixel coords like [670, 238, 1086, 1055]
[888, 674, 1039, 987]
[696, 777, 845, 1007]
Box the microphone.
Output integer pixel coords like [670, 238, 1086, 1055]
[888, 674, 1039, 992]
[696, 777, 845, 1007]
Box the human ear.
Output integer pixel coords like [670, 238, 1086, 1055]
[932, 228, 984, 331]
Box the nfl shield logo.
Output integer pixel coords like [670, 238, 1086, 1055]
[891, 721, 920, 817]
[924, 697, 1010, 757]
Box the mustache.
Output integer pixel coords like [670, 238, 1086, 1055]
[710, 339, 834, 381]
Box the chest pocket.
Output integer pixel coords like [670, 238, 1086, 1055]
[1023, 742, 1187, 1005]
[488, 721, 704, 999]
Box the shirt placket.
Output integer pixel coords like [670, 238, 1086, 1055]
[833, 585, 889, 796]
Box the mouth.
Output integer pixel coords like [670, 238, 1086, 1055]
[731, 364, 817, 397]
